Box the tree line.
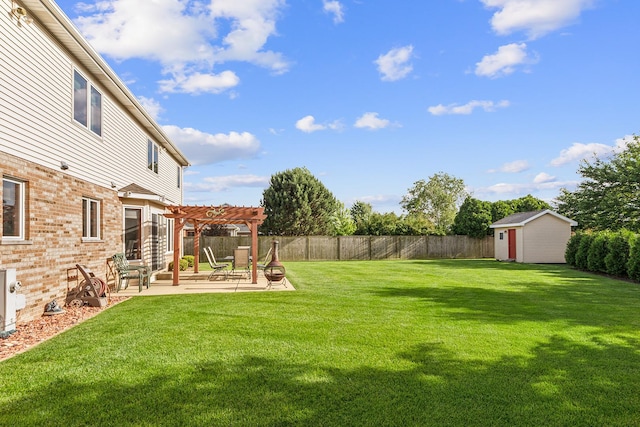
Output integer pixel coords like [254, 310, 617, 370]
[248, 134, 639, 238]
[256, 167, 548, 237]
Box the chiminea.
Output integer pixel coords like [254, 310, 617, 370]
[264, 240, 285, 282]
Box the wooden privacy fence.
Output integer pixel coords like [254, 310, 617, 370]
[185, 235, 494, 261]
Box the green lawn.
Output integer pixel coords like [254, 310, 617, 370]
[2, 260, 640, 426]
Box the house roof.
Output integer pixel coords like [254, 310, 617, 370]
[489, 209, 578, 228]
[21, 0, 189, 167]
[118, 183, 171, 206]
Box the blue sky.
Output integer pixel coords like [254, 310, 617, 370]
[56, 0, 640, 213]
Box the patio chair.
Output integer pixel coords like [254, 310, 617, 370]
[112, 253, 150, 292]
[232, 247, 251, 280]
[204, 247, 229, 280]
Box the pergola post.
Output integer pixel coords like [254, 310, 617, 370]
[172, 218, 185, 286]
[250, 220, 259, 284]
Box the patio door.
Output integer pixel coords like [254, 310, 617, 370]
[508, 229, 516, 259]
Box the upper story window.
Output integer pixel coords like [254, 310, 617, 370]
[82, 197, 101, 240]
[177, 165, 181, 188]
[73, 70, 102, 137]
[2, 177, 25, 240]
[148, 140, 158, 174]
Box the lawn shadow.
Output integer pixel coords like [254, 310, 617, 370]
[2, 335, 640, 425]
[372, 260, 640, 331]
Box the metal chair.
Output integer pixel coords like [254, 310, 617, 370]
[204, 247, 229, 280]
[232, 248, 251, 280]
[112, 253, 149, 292]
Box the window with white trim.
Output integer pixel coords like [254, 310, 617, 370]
[82, 197, 101, 240]
[73, 70, 102, 137]
[2, 178, 25, 240]
[177, 165, 181, 188]
[148, 140, 158, 173]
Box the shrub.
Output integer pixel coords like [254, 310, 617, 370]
[168, 258, 189, 271]
[587, 232, 609, 273]
[627, 234, 640, 282]
[182, 255, 195, 268]
[565, 232, 583, 266]
[605, 229, 634, 278]
[575, 232, 593, 270]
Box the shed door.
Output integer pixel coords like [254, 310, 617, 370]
[508, 229, 516, 259]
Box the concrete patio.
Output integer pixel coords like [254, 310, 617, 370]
[113, 271, 293, 296]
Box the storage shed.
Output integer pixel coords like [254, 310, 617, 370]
[490, 210, 577, 263]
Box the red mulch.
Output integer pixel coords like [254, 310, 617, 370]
[0, 296, 129, 362]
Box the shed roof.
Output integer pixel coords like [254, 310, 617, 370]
[489, 209, 577, 228]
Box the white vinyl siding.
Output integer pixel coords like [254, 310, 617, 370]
[521, 215, 571, 263]
[0, 1, 184, 204]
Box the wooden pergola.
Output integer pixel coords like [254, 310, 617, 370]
[164, 205, 267, 285]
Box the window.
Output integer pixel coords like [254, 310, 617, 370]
[177, 165, 181, 188]
[2, 178, 25, 240]
[499, 232, 504, 240]
[82, 197, 100, 239]
[148, 140, 158, 173]
[73, 70, 102, 137]
[124, 208, 142, 260]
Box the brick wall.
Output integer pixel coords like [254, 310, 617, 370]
[1, 152, 122, 322]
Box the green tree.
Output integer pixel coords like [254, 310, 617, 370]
[367, 212, 401, 235]
[491, 200, 513, 223]
[400, 172, 468, 235]
[452, 197, 493, 238]
[350, 201, 373, 235]
[556, 135, 640, 232]
[329, 203, 356, 236]
[400, 213, 435, 235]
[260, 167, 340, 235]
[512, 194, 551, 212]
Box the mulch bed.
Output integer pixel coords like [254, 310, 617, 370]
[0, 296, 129, 362]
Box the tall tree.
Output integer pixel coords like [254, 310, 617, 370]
[400, 172, 468, 235]
[556, 135, 640, 232]
[452, 197, 493, 238]
[350, 201, 373, 235]
[260, 167, 340, 235]
[329, 202, 356, 236]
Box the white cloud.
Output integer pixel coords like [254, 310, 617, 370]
[375, 45, 414, 82]
[295, 115, 326, 133]
[428, 100, 510, 115]
[475, 43, 533, 78]
[489, 160, 530, 173]
[550, 142, 614, 166]
[162, 125, 260, 165]
[354, 112, 392, 130]
[295, 115, 343, 133]
[481, 0, 595, 40]
[158, 70, 240, 94]
[137, 96, 163, 120]
[73, 0, 289, 94]
[185, 174, 269, 192]
[479, 178, 575, 196]
[533, 172, 556, 183]
[323, 0, 345, 24]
